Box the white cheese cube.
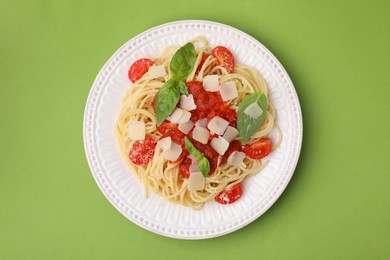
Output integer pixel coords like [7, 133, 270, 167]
[195, 118, 208, 128]
[187, 154, 197, 161]
[148, 65, 166, 79]
[207, 116, 229, 135]
[177, 110, 192, 124]
[210, 136, 229, 156]
[192, 126, 210, 144]
[203, 75, 219, 92]
[188, 172, 205, 191]
[178, 120, 194, 134]
[127, 120, 145, 140]
[168, 108, 184, 123]
[227, 151, 246, 167]
[244, 102, 263, 119]
[162, 143, 182, 161]
[156, 136, 172, 151]
[223, 126, 239, 142]
[220, 81, 238, 101]
[179, 94, 197, 111]
[189, 162, 200, 173]
[217, 155, 222, 167]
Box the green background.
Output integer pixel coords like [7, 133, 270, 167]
[1, 0, 389, 259]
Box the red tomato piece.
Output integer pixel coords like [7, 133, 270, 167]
[196, 53, 210, 74]
[128, 136, 156, 165]
[186, 81, 224, 122]
[208, 105, 237, 127]
[157, 121, 179, 135]
[186, 134, 220, 175]
[243, 138, 272, 159]
[157, 121, 185, 147]
[211, 46, 235, 73]
[151, 94, 157, 109]
[201, 144, 220, 175]
[128, 58, 154, 83]
[171, 131, 185, 148]
[179, 158, 192, 179]
[221, 140, 242, 165]
[186, 81, 204, 94]
[215, 183, 242, 204]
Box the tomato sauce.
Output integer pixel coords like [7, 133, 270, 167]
[221, 140, 243, 165]
[161, 81, 241, 178]
[178, 158, 191, 179]
[186, 81, 237, 126]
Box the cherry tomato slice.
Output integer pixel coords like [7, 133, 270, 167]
[211, 46, 234, 73]
[128, 58, 154, 83]
[243, 138, 272, 159]
[215, 183, 242, 204]
[128, 136, 156, 165]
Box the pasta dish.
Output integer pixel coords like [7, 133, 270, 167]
[115, 36, 282, 210]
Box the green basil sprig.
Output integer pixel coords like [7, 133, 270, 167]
[170, 42, 197, 81]
[184, 137, 210, 177]
[155, 42, 196, 125]
[237, 93, 268, 144]
[155, 80, 180, 126]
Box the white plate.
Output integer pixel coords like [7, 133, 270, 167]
[83, 20, 302, 239]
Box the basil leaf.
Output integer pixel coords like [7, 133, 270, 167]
[198, 157, 210, 178]
[155, 79, 180, 126]
[154, 43, 195, 125]
[237, 93, 268, 144]
[177, 80, 189, 96]
[184, 137, 210, 177]
[170, 42, 196, 81]
[184, 136, 203, 160]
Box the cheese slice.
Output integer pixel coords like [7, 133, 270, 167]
[244, 102, 263, 119]
[217, 155, 222, 167]
[227, 151, 246, 167]
[156, 136, 172, 151]
[180, 94, 197, 111]
[220, 81, 238, 101]
[127, 120, 145, 140]
[203, 75, 219, 92]
[188, 172, 205, 191]
[189, 162, 200, 173]
[168, 108, 184, 123]
[148, 65, 166, 79]
[177, 110, 191, 124]
[223, 126, 239, 142]
[187, 154, 197, 161]
[162, 143, 182, 161]
[210, 136, 229, 155]
[178, 120, 194, 134]
[193, 126, 210, 144]
[195, 118, 208, 128]
[207, 116, 229, 135]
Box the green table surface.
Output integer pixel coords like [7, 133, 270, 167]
[1, 0, 390, 259]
